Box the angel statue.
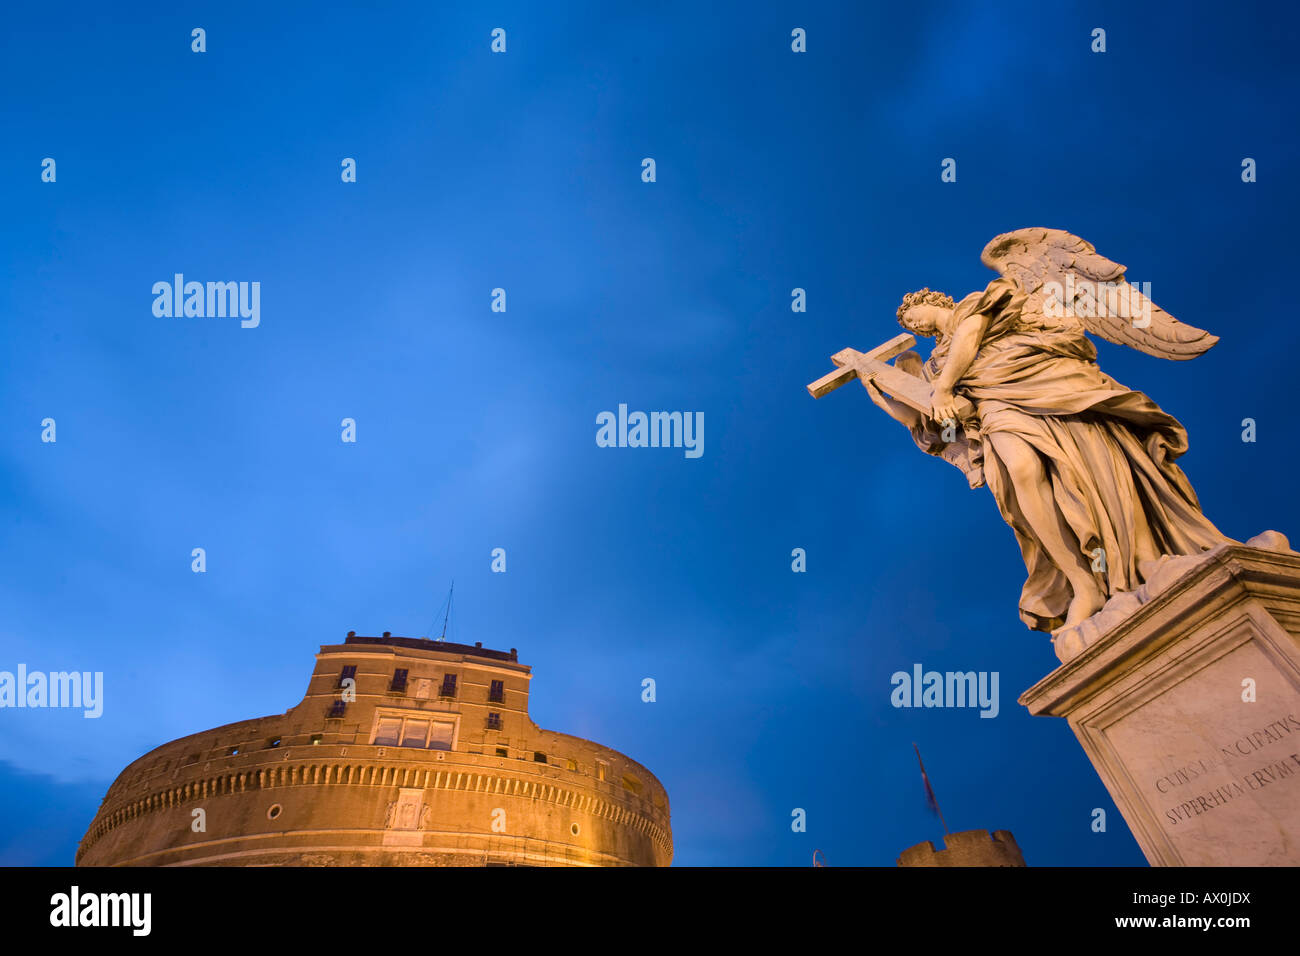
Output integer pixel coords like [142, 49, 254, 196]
[808, 228, 1233, 635]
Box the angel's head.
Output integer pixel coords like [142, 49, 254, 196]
[897, 288, 955, 338]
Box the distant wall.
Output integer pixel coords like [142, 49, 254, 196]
[897, 829, 1026, 867]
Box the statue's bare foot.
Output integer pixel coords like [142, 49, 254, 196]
[1060, 582, 1106, 630]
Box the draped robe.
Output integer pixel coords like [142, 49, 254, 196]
[907, 275, 1229, 632]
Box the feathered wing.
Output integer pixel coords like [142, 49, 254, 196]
[979, 227, 1218, 360]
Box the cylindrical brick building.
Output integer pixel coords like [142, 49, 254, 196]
[77, 633, 672, 866]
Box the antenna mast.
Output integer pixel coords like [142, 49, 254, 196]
[913, 742, 951, 835]
[439, 580, 454, 640]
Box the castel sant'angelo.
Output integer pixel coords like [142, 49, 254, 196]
[76, 632, 672, 866]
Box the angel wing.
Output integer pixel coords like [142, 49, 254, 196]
[980, 227, 1217, 360]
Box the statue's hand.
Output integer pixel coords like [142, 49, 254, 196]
[862, 378, 891, 411]
[931, 385, 960, 424]
[862, 378, 920, 427]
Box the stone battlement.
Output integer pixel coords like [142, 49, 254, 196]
[897, 829, 1026, 867]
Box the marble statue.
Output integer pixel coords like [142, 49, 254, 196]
[809, 227, 1236, 634]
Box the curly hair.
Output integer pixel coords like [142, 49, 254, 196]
[896, 288, 955, 331]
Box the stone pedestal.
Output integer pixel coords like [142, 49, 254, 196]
[1019, 539, 1300, 866]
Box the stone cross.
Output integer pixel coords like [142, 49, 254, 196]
[806, 332, 975, 421]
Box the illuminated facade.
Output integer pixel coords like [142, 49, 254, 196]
[77, 633, 672, 866]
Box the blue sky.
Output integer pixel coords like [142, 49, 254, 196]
[2, 0, 1297, 866]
